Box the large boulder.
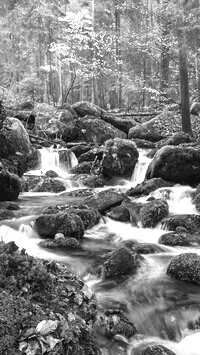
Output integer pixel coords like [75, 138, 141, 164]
[34, 212, 85, 240]
[140, 199, 169, 228]
[101, 138, 139, 178]
[83, 189, 123, 214]
[76, 116, 126, 145]
[159, 231, 200, 247]
[72, 101, 105, 117]
[128, 123, 164, 142]
[146, 146, 200, 184]
[100, 247, 140, 279]
[0, 166, 21, 201]
[69, 161, 93, 174]
[78, 147, 104, 163]
[161, 214, 200, 233]
[127, 178, 173, 197]
[32, 177, 66, 193]
[0, 117, 31, 158]
[167, 253, 200, 285]
[190, 101, 200, 115]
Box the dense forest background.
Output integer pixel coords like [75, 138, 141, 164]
[0, 0, 200, 113]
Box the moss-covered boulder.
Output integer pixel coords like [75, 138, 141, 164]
[39, 237, 80, 251]
[106, 205, 130, 222]
[83, 189, 123, 214]
[69, 161, 93, 174]
[167, 253, 200, 285]
[33, 177, 66, 193]
[101, 138, 139, 178]
[78, 147, 104, 163]
[0, 166, 21, 201]
[127, 178, 173, 197]
[159, 231, 200, 247]
[100, 247, 140, 279]
[146, 146, 200, 184]
[161, 214, 200, 233]
[141, 345, 176, 355]
[34, 212, 85, 240]
[140, 199, 169, 228]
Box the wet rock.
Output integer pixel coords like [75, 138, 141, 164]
[0, 209, 15, 221]
[159, 132, 192, 147]
[128, 123, 164, 142]
[27, 148, 40, 171]
[146, 146, 200, 184]
[159, 231, 200, 247]
[70, 144, 93, 158]
[39, 237, 80, 251]
[78, 147, 104, 163]
[140, 199, 169, 228]
[190, 101, 200, 115]
[43, 204, 100, 230]
[194, 192, 200, 212]
[134, 243, 164, 254]
[61, 121, 80, 142]
[167, 253, 200, 285]
[106, 205, 130, 222]
[0, 166, 21, 201]
[34, 212, 85, 240]
[45, 170, 58, 178]
[59, 148, 77, 169]
[0, 117, 31, 158]
[33, 178, 66, 193]
[72, 100, 106, 118]
[21, 175, 41, 191]
[83, 189, 123, 214]
[97, 309, 137, 338]
[102, 138, 139, 178]
[161, 214, 200, 233]
[127, 178, 173, 197]
[69, 161, 92, 174]
[77, 174, 106, 188]
[76, 116, 126, 145]
[131, 138, 156, 149]
[140, 345, 176, 355]
[100, 247, 140, 279]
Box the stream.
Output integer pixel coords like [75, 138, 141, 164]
[1, 146, 200, 355]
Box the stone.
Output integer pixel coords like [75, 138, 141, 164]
[140, 199, 169, 228]
[83, 189, 123, 214]
[78, 147, 104, 163]
[0, 166, 21, 201]
[100, 247, 140, 279]
[33, 178, 66, 193]
[39, 237, 80, 251]
[159, 231, 200, 247]
[34, 212, 85, 240]
[141, 345, 176, 355]
[161, 214, 200, 233]
[45, 170, 58, 178]
[190, 101, 200, 115]
[0, 209, 15, 221]
[70, 144, 93, 158]
[106, 205, 130, 222]
[101, 138, 139, 178]
[128, 123, 164, 142]
[72, 101, 105, 117]
[146, 146, 200, 184]
[127, 178, 173, 197]
[167, 253, 200, 285]
[69, 161, 92, 174]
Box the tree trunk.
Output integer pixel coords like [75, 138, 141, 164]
[195, 53, 200, 101]
[115, 0, 122, 108]
[178, 37, 193, 136]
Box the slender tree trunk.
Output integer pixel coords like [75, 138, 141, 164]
[195, 53, 200, 101]
[114, 0, 122, 108]
[178, 37, 193, 136]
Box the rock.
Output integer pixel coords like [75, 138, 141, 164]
[146, 146, 200, 184]
[167, 253, 200, 285]
[190, 101, 200, 115]
[134, 243, 164, 254]
[141, 345, 176, 355]
[43, 204, 100, 230]
[78, 147, 104, 163]
[33, 178, 66, 193]
[98, 309, 137, 338]
[76, 174, 106, 188]
[59, 149, 78, 169]
[100, 247, 140, 279]
[72, 101, 105, 117]
[159, 231, 200, 247]
[76, 116, 126, 145]
[34, 212, 85, 240]
[69, 161, 93, 174]
[101, 115, 137, 134]
[131, 138, 156, 149]
[128, 123, 164, 142]
[39, 237, 80, 251]
[140, 199, 169, 228]
[102, 138, 139, 178]
[161, 214, 200, 233]
[83, 189, 123, 214]
[45, 170, 58, 178]
[106, 205, 130, 222]
[54, 233, 65, 240]
[194, 193, 200, 212]
[0, 166, 21, 201]
[0, 209, 15, 221]
[161, 132, 192, 146]
[0, 117, 31, 158]
[127, 178, 173, 197]
[61, 121, 80, 142]
[70, 144, 93, 158]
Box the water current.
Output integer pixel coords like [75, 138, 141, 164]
[1, 146, 200, 355]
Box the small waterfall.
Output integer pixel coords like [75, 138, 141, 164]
[131, 150, 152, 186]
[39, 146, 60, 174]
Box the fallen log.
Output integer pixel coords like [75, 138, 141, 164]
[113, 112, 161, 117]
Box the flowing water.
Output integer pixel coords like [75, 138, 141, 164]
[1, 148, 200, 354]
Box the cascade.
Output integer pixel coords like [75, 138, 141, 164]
[2, 148, 200, 354]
